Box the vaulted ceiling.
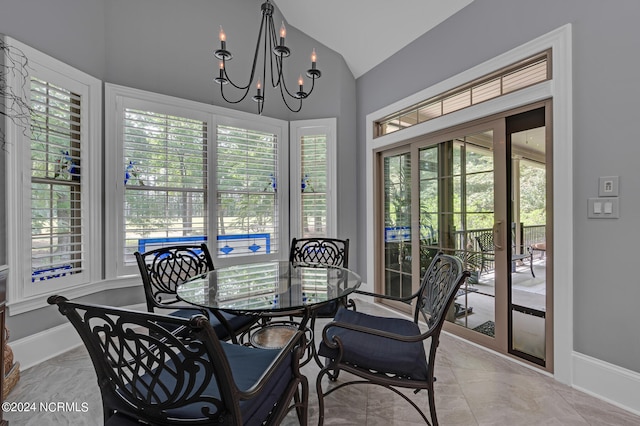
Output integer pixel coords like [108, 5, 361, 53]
[274, 0, 474, 78]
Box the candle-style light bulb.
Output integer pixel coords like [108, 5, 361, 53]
[219, 25, 227, 52]
[311, 48, 317, 69]
[219, 61, 224, 78]
[256, 79, 262, 90]
[280, 22, 287, 40]
[298, 75, 304, 87]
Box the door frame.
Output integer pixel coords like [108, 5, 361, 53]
[373, 103, 552, 371]
[365, 25, 571, 382]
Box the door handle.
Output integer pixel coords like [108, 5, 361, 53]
[493, 220, 503, 250]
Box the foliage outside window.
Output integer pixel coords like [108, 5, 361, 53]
[519, 160, 546, 225]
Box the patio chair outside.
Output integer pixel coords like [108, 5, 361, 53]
[475, 231, 535, 277]
[48, 295, 308, 425]
[316, 252, 469, 426]
[135, 243, 258, 343]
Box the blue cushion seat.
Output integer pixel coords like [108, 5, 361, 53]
[313, 299, 340, 317]
[318, 307, 428, 380]
[123, 342, 293, 425]
[169, 308, 255, 341]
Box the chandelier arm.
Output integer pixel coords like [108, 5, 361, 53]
[221, 60, 251, 90]
[221, 12, 268, 90]
[278, 70, 304, 100]
[277, 80, 303, 112]
[302, 75, 318, 96]
[219, 81, 252, 104]
[267, 18, 284, 89]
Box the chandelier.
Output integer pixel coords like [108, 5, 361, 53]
[214, 0, 321, 115]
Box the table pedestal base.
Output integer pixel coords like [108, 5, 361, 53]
[250, 323, 300, 349]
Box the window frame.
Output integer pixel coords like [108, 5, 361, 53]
[289, 118, 337, 239]
[212, 116, 287, 267]
[4, 36, 102, 313]
[105, 84, 289, 277]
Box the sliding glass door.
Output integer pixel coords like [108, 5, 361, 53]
[376, 103, 552, 370]
[381, 150, 413, 311]
[416, 122, 507, 347]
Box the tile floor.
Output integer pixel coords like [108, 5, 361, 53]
[4, 300, 640, 425]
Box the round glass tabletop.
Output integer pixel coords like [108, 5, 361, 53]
[176, 260, 361, 313]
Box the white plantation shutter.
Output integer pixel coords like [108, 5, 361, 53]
[30, 77, 84, 281]
[300, 134, 327, 237]
[290, 119, 336, 239]
[123, 109, 207, 263]
[216, 124, 278, 258]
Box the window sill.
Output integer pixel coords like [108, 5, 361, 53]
[7, 275, 142, 316]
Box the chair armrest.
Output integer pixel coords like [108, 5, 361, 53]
[157, 303, 210, 317]
[237, 329, 306, 399]
[321, 319, 432, 350]
[353, 288, 419, 304]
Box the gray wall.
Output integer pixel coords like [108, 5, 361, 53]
[0, 0, 106, 79]
[0, 0, 357, 340]
[356, 0, 640, 374]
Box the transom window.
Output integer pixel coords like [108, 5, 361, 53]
[375, 51, 550, 137]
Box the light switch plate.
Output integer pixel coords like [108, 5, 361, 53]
[598, 176, 619, 197]
[588, 197, 619, 219]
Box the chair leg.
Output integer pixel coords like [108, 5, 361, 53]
[316, 369, 329, 426]
[427, 382, 438, 426]
[529, 253, 535, 278]
[294, 376, 309, 426]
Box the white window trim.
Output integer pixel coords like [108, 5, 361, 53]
[104, 83, 289, 276]
[289, 118, 337, 239]
[365, 24, 573, 384]
[4, 36, 102, 314]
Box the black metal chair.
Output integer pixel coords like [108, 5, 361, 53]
[135, 243, 258, 343]
[289, 237, 354, 317]
[48, 295, 308, 426]
[289, 237, 349, 268]
[316, 253, 470, 426]
[249, 238, 353, 355]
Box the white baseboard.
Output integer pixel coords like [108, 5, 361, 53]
[572, 351, 640, 416]
[12, 322, 83, 371]
[11, 303, 147, 371]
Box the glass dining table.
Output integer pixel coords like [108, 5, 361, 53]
[176, 260, 362, 351]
